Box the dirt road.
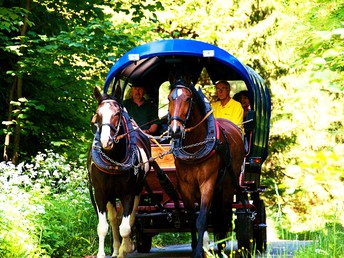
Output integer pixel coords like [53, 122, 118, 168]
[122, 240, 312, 258]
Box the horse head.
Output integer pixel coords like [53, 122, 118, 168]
[167, 82, 193, 139]
[93, 87, 122, 150]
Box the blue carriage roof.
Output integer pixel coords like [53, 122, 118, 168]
[105, 39, 252, 91]
[104, 39, 271, 161]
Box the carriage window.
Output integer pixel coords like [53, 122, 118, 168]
[228, 80, 247, 97]
[123, 84, 132, 100]
[109, 78, 127, 98]
[158, 81, 170, 119]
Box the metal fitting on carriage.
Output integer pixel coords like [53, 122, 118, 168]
[249, 211, 257, 221]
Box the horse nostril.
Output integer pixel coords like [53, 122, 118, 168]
[169, 125, 182, 139]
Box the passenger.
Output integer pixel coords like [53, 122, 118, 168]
[211, 80, 244, 126]
[233, 90, 251, 118]
[123, 85, 159, 135]
[233, 90, 252, 152]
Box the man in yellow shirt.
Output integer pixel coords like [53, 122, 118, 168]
[211, 80, 244, 126]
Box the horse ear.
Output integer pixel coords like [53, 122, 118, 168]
[94, 86, 102, 103]
[184, 73, 192, 86]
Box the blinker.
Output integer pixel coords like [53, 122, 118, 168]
[91, 114, 98, 133]
[171, 88, 179, 100]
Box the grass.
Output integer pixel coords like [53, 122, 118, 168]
[293, 221, 344, 258]
[199, 217, 344, 258]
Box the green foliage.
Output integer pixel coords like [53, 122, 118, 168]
[0, 150, 97, 257]
[294, 222, 344, 258]
[0, 0, 166, 163]
[290, 1, 344, 92]
[153, 232, 191, 246]
[263, 0, 344, 233]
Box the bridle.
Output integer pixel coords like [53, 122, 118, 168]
[168, 85, 193, 126]
[95, 99, 123, 144]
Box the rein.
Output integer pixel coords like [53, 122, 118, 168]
[185, 109, 213, 133]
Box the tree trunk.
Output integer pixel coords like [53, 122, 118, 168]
[2, 0, 31, 164]
[3, 79, 16, 162]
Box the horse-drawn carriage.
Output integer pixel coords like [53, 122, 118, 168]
[89, 39, 271, 257]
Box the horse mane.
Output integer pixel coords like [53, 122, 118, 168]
[102, 94, 118, 101]
[169, 80, 207, 116]
[98, 94, 123, 107]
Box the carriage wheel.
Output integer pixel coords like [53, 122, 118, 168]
[136, 232, 152, 253]
[254, 200, 267, 253]
[135, 218, 152, 253]
[235, 209, 254, 256]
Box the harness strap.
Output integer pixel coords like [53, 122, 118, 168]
[185, 109, 213, 133]
[217, 125, 248, 214]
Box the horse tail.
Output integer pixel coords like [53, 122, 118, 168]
[88, 178, 98, 218]
[87, 147, 99, 217]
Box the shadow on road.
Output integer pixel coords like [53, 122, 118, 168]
[123, 240, 313, 258]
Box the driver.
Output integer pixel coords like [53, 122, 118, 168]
[123, 85, 159, 135]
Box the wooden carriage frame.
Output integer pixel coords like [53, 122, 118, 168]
[103, 39, 271, 254]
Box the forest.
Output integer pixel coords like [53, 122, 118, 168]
[1, 0, 343, 257]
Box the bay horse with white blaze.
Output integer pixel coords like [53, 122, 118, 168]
[87, 87, 151, 258]
[167, 81, 245, 258]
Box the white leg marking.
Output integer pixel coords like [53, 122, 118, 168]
[97, 210, 108, 258]
[203, 230, 210, 250]
[120, 216, 131, 238]
[118, 216, 131, 258]
[118, 196, 140, 258]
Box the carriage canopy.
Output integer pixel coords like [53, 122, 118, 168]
[103, 39, 271, 162]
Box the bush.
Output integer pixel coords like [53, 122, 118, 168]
[0, 150, 98, 257]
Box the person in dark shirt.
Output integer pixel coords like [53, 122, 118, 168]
[233, 90, 251, 118]
[123, 85, 159, 134]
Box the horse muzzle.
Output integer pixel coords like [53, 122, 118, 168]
[168, 124, 185, 139]
[100, 134, 114, 150]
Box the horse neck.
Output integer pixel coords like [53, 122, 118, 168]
[103, 129, 128, 162]
[184, 103, 207, 145]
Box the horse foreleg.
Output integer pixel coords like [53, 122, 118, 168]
[96, 210, 108, 258]
[212, 189, 227, 254]
[129, 195, 140, 227]
[196, 182, 216, 258]
[195, 205, 209, 258]
[189, 209, 198, 251]
[107, 202, 120, 257]
[118, 196, 138, 258]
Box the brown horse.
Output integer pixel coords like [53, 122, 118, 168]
[87, 87, 151, 258]
[167, 81, 245, 257]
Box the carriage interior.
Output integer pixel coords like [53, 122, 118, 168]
[120, 78, 254, 142]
